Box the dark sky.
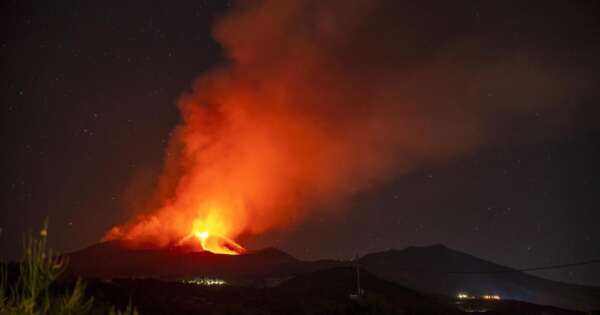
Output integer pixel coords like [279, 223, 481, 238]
[1, 0, 599, 286]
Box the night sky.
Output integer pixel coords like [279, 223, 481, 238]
[2, 0, 599, 286]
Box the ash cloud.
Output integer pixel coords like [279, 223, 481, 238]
[108, 1, 599, 245]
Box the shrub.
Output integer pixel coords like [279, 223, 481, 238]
[0, 220, 138, 315]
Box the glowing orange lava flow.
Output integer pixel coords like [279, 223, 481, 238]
[178, 219, 246, 255]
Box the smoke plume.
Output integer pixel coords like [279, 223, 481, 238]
[106, 1, 596, 248]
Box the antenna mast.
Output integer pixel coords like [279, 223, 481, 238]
[355, 253, 361, 296]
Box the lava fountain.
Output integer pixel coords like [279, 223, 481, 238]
[103, 0, 480, 255]
[105, 201, 249, 255]
[178, 219, 246, 255]
[104, 0, 575, 256]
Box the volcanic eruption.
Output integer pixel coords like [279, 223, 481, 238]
[178, 219, 245, 255]
[105, 0, 590, 255]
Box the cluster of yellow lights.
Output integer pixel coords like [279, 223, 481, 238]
[182, 277, 227, 286]
[457, 293, 473, 299]
[457, 292, 501, 300]
[482, 294, 501, 300]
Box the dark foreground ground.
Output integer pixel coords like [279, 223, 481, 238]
[80, 267, 583, 315]
[7, 239, 596, 314]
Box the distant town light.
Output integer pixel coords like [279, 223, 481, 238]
[457, 292, 473, 299]
[457, 292, 500, 300]
[182, 277, 227, 286]
[481, 294, 501, 300]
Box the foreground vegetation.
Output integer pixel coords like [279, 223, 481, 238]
[0, 221, 138, 315]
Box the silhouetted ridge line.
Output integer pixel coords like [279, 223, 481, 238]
[372, 258, 600, 274]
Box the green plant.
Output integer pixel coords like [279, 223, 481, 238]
[0, 220, 139, 315]
[108, 300, 139, 315]
[0, 220, 92, 315]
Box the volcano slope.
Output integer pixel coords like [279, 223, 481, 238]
[358, 244, 600, 312]
[66, 241, 599, 313]
[82, 267, 583, 315]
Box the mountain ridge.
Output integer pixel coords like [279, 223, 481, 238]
[65, 241, 600, 311]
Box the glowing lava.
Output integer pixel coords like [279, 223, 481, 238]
[178, 218, 246, 255]
[195, 230, 209, 245]
[192, 230, 244, 255]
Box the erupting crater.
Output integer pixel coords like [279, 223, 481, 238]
[189, 229, 245, 255]
[176, 218, 246, 255]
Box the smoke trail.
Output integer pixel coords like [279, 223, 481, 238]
[106, 1, 596, 248]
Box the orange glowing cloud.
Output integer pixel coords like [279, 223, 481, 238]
[105, 1, 591, 253]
